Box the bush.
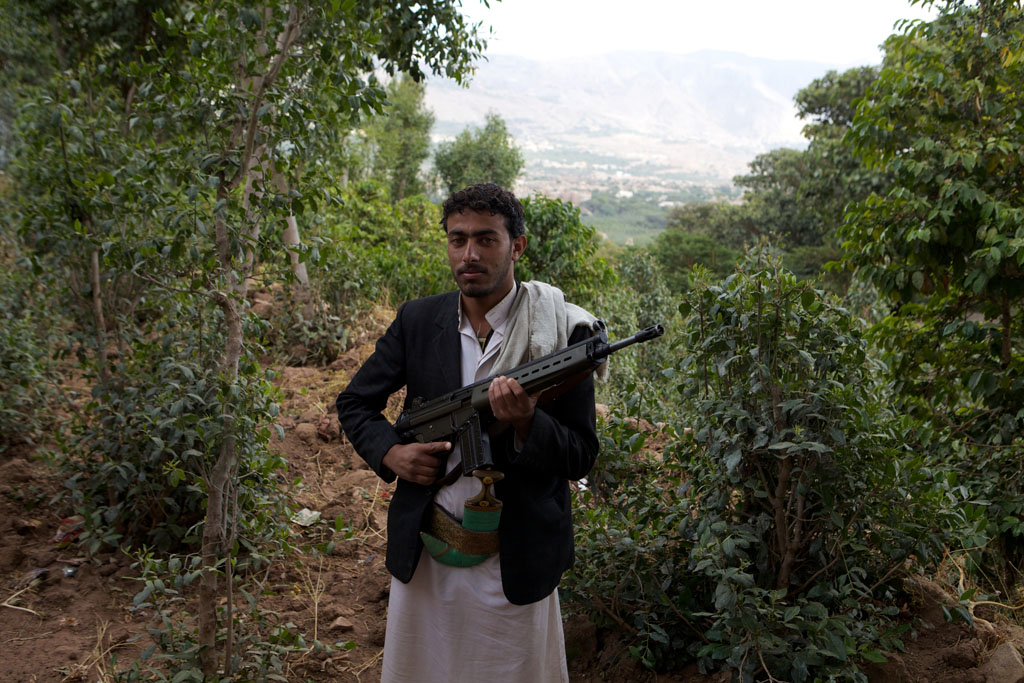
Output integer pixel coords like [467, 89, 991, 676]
[652, 231, 742, 293]
[568, 253, 969, 680]
[59, 298, 290, 556]
[0, 259, 58, 452]
[593, 250, 679, 419]
[866, 302, 1024, 593]
[783, 243, 848, 294]
[673, 255, 966, 679]
[315, 181, 449, 312]
[260, 283, 349, 367]
[115, 549, 320, 681]
[517, 195, 616, 310]
[566, 393, 700, 669]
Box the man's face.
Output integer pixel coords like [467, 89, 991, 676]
[446, 209, 526, 301]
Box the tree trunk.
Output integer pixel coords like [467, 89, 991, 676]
[1001, 290, 1011, 368]
[394, 174, 406, 203]
[196, 8, 301, 674]
[197, 413, 233, 673]
[282, 214, 310, 286]
[199, 180, 249, 674]
[774, 455, 795, 589]
[198, 289, 242, 675]
[272, 171, 309, 288]
[49, 14, 68, 69]
[90, 246, 110, 385]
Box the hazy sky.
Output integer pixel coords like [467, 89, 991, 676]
[460, 0, 937, 66]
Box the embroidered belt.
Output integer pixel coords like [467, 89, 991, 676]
[420, 469, 503, 567]
[422, 503, 500, 556]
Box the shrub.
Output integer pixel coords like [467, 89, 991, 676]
[566, 393, 700, 669]
[593, 250, 679, 419]
[568, 252, 968, 680]
[315, 182, 449, 312]
[114, 550, 323, 681]
[0, 259, 58, 452]
[59, 299, 290, 556]
[259, 282, 349, 367]
[675, 255, 965, 679]
[866, 303, 1024, 593]
[652, 231, 742, 293]
[517, 195, 616, 309]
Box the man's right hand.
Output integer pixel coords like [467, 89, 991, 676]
[383, 441, 452, 485]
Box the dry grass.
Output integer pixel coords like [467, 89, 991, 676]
[58, 621, 132, 682]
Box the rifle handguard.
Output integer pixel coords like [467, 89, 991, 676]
[394, 321, 665, 476]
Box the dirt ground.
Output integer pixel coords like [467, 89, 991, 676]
[2, 329, 1024, 681]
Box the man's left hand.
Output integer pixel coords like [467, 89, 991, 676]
[489, 376, 538, 442]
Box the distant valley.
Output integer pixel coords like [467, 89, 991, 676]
[426, 50, 847, 211]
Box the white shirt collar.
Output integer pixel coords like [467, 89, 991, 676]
[457, 282, 519, 336]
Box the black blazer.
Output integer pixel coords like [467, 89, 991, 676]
[336, 290, 599, 605]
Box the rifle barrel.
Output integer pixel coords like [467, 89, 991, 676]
[603, 324, 665, 356]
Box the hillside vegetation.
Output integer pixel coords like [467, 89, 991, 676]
[1, 1, 1022, 681]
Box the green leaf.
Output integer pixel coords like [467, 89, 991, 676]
[724, 449, 742, 473]
[791, 657, 809, 683]
[133, 583, 155, 607]
[801, 601, 827, 619]
[825, 633, 848, 662]
[171, 669, 202, 683]
[861, 648, 888, 663]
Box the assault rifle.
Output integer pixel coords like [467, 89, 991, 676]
[393, 321, 665, 477]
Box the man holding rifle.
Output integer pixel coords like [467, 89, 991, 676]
[337, 183, 601, 682]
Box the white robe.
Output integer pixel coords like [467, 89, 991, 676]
[381, 285, 569, 683]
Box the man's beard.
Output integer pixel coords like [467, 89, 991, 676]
[455, 256, 513, 299]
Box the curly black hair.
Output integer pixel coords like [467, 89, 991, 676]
[440, 183, 526, 239]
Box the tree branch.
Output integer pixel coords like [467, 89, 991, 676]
[226, 4, 302, 192]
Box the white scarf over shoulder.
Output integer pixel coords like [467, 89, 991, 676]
[492, 280, 609, 382]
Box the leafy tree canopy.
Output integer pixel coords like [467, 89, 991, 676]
[650, 202, 747, 291]
[796, 66, 878, 133]
[364, 74, 435, 201]
[844, 0, 1024, 313]
[840, 0, 1024, 567]
[517, 194, 615, 308]
[734, 148, 821, 248]
[434, 111, 523, 196]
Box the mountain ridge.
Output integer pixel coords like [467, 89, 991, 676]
[425, 50, 847, 197]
